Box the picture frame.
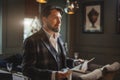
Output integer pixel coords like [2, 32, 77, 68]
[82, 1, 104, 33]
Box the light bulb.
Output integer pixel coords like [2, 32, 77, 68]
[36, 0, 47, 3]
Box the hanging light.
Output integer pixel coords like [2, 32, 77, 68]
[64, 0, 79, 14]
[64, 2, 74, 14]
[36, 0, 47, 3]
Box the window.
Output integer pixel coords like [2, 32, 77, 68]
[23, 17, 41, 40]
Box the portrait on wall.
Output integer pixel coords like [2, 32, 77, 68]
[82, 1, 104, 33]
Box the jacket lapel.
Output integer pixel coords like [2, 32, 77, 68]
[58, 37, 66, 56]
[42, 40, 57, 60]
[39, 29, 58, 62]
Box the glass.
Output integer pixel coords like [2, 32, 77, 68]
[6, 63, 13, 72]
[74, 52, 79, 59]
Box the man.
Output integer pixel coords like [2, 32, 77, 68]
[22, 4, 72, 80]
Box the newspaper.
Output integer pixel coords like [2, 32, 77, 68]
[71, 57, 95, 73]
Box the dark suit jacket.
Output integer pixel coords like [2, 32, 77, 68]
[22, 28, 68, 80]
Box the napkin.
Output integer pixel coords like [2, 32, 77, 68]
[80, 69, 102, 80]
[102, 62, 120, 72]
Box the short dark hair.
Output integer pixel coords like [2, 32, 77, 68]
[41, 4, 63, 17]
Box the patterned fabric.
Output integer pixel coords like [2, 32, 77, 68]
[22, 28, 67, 80]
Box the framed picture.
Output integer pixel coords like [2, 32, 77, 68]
[82, 1, 104, 33]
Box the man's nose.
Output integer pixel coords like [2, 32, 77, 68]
[57, 18, 61, 24]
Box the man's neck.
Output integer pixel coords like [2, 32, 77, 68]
[42, 27, 59, 39]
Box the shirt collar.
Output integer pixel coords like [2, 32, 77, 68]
[42, 28, 60, 39]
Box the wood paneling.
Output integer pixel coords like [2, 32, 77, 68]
[25, 0, 39, 18]
[2, 0, 24, 54]
[69, 0, 120, 65]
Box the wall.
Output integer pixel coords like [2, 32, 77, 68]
[0, 0, 2, 54]
[69, 0, 120, 65]
[1, 0, 24, 56]
[25, 0, 39, 18]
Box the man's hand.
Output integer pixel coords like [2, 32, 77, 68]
[74, 58, 85, 66]
[74, 58, 85, 63]
[56, 69, 72, 80]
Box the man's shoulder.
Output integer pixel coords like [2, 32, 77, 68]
[29, 29, 44, 37]
[26, 29, 47, 42]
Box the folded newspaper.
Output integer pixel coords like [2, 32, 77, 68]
[71, 57, 95, 73]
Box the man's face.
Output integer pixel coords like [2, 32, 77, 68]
[43, 9, 62, 32]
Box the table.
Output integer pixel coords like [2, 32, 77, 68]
[0, 69, 28, 80]
[99, 71, 117, 80]
[72, 70, 117, 80]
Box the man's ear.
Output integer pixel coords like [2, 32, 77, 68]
[42, 17, 47, 27]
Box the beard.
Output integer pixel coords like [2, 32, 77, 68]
[47, 24, 60, 33]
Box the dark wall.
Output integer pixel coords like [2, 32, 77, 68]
[0, 0, 2, 54]
[69, 0, 120, 65]
[1, 0, 24, 56]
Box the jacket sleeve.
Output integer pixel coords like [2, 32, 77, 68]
[22, 37, 52, 80]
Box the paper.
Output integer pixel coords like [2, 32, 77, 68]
[72, 57, 95, 73]
[71, 64, 87, 73]
[12, 73, 27, 80]
[0, 69, 10, 74]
